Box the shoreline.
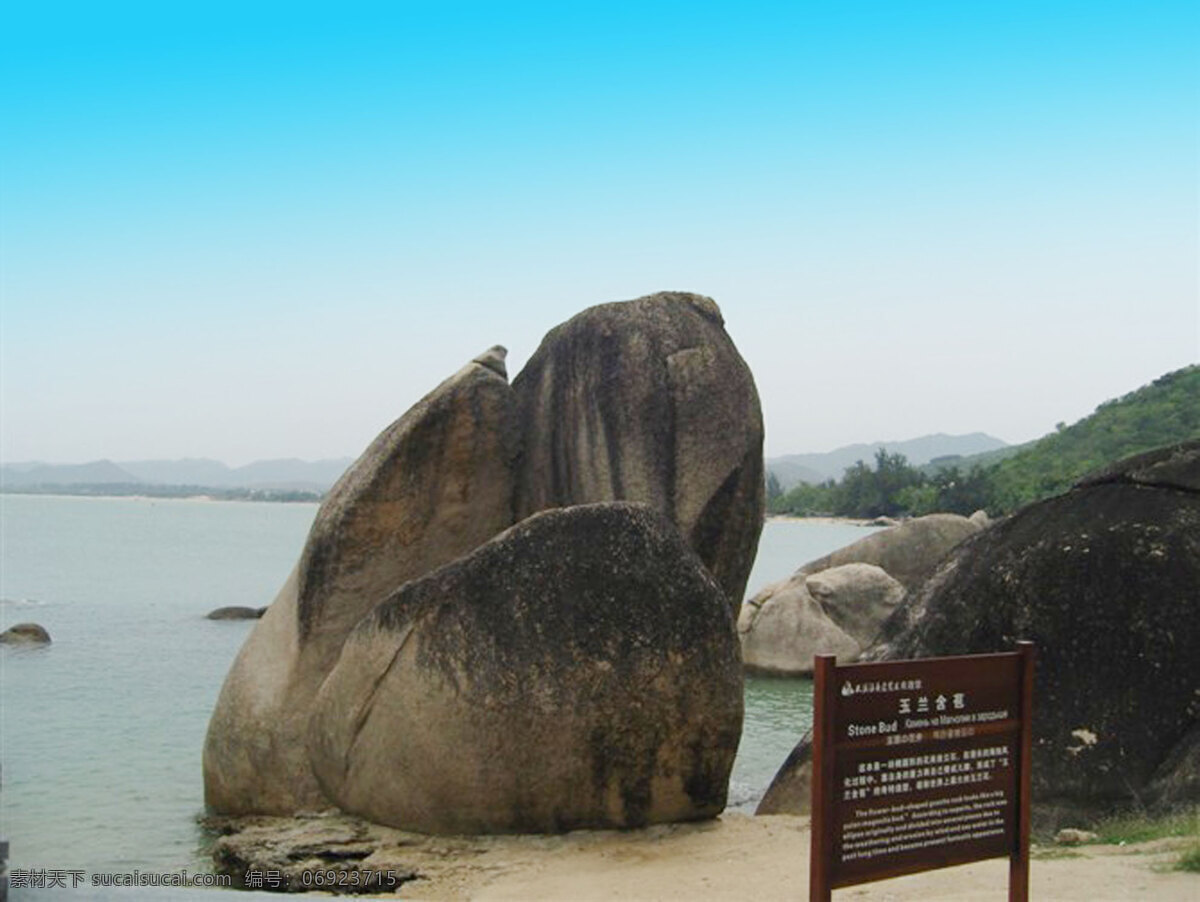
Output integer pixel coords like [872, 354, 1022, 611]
[765, 513, 880, 527]
[209, 811, 1198, 901]
[0, 490, 320, 506]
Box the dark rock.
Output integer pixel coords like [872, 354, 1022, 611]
[1146, 722, 1200, 809]
[1076, 440, 1200, 493]
[0, 622, 51, 645]
[756, 730, 813, 815]
[205, 606, 264, 620]
[308, 503, 743, 834]
[760, 441, 1200, 816]
[512, 291, 764, 608]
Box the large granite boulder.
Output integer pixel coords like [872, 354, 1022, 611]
[512, 291, 764, 608]
[759, 442, 1200, 817]
[308, 503, 743, 834]
[204, 350, 519, 815]
[738, 516, 975, 675]
[205, 292, 764, 822]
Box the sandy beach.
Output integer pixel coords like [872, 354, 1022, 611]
[352, 813, 1197, 901]
[765, 515, 879, 527]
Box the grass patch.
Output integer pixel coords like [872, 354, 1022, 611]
[1032, 847, 1082, 860]
[1086, 808, 1200, 872]
[1175, 840, 1200, 873]
[1092, 808, 1200, 846]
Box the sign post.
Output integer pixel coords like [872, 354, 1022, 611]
[809, 643, 1034, 901]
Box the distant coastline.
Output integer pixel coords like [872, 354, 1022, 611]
[0, 483, 323, 504]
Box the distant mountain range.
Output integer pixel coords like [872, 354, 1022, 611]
[0, 457, 355, 493]
[4, 436, 1014, 496]
[767, 432, 1010, 488]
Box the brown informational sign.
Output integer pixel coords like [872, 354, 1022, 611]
[809, 643, 1034, 901]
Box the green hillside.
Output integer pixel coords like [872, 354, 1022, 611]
[986, 365, 1200, 512]
[769, 365, 1200, 519]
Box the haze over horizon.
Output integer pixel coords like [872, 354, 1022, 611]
[2, 3, 1196, 468]
[0, 428, 1005, 470]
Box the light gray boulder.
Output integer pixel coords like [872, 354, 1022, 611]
[308, 503, 743, 834]
[737, 579, 858, 675]
[512, 291, 764, 609]
[796, 513, 983, 592]
[738, 564, 903, 675]
[203, 350, 519, 815]
[804, 563, 904, 646]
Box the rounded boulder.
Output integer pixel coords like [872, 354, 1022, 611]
[0, 622, 51, 645]
[308, 502, 744, 834]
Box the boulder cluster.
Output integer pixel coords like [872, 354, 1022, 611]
[758, 441, 1200, 821]
[203, 292, 764, 834]
[738, 514, 984, 674]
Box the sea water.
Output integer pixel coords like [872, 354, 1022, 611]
[0, 494, 875, 882]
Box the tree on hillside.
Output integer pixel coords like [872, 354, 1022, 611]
[769, 365, 1199, 520]
[831, 449, 924, 518]
[769, 479, 836, 516]
[765, 471, 783, 504]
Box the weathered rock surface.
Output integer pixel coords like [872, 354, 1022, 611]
[0, 622, 51, 645]
[205, 292, 764, 825]
[737, 579, 859, 675]
[309, 503, 743, 834]
[205, 606, 265, 621]
[512, 291, 764, 608]
[204, 351, 519, 815]
[760, 442, 1200, 817]
[796, 513, 983, 592]
[755, 731, 813, 815]
[207, 812, 418, 893]
[805, 563, 905, 646]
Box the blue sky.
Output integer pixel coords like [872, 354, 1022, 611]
[1, 1, 1196, 465]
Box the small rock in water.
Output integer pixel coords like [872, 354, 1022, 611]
[1054, 828, 1099, 845]
[206, 606, 264, 621]
[0, 622, 51, 645]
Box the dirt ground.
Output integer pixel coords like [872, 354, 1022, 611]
[377, 813, 1197, 901]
